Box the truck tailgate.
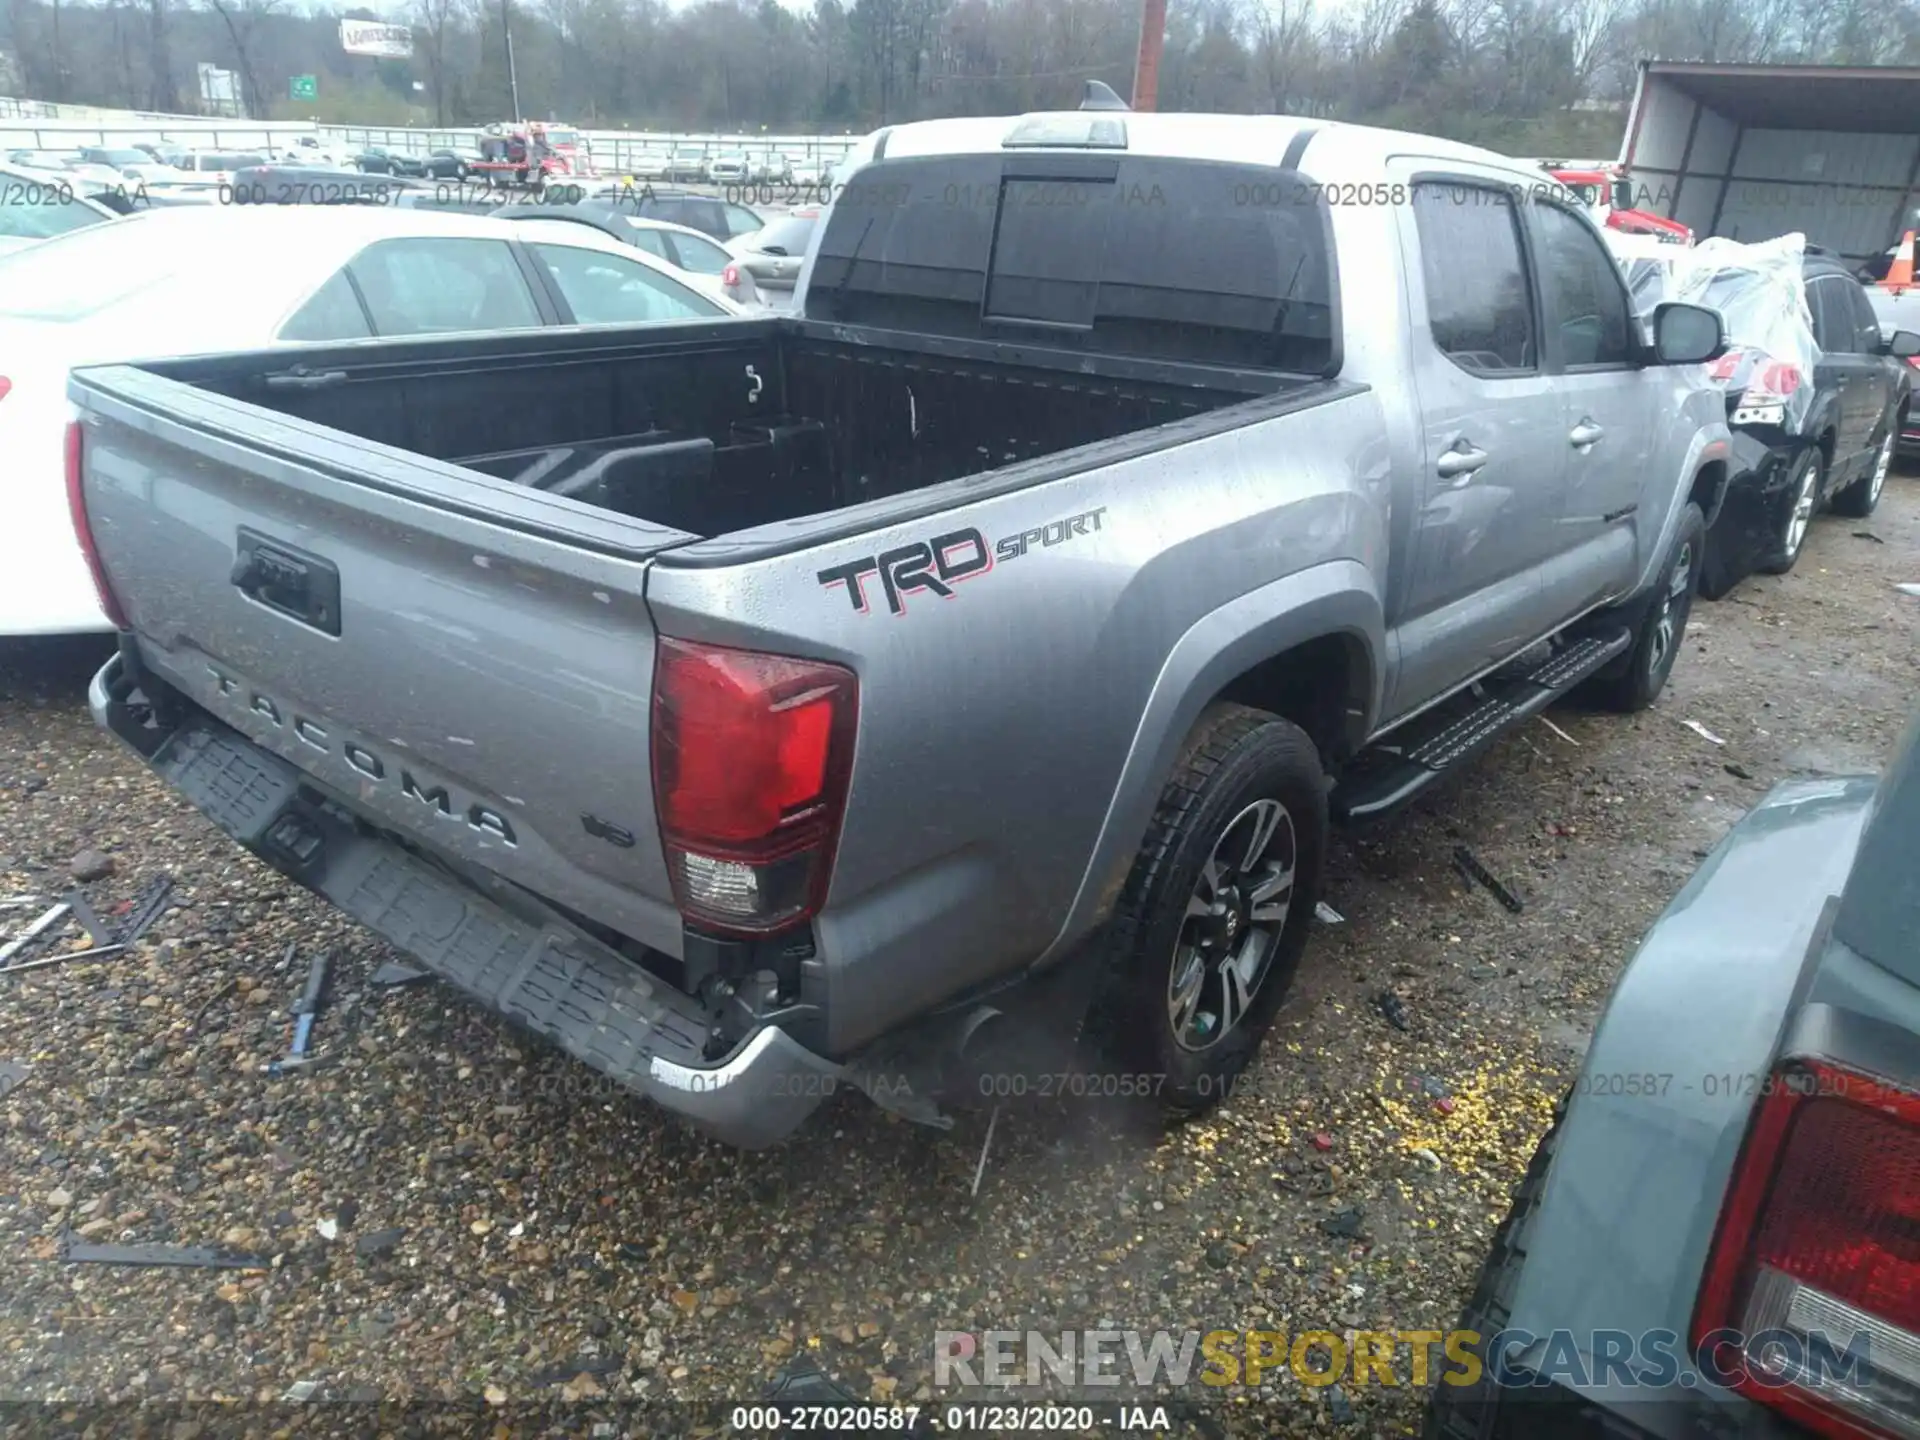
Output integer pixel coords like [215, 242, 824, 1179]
[72, 363, 694, 958]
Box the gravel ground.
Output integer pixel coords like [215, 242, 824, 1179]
[1, 482, 1916, 1438]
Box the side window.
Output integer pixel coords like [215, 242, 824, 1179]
[627, 227, 672, 262]
[0, 188, 104, 241]
[1410, 181, 1537, 375]
[1843, 280, 1884, 352]
[347, 237, 543, 336]
[279, 269, 372, 342]
[1808, 279, 1846, 352]
[666, 232, 732, 276]
[531, 243, 725, 325]
[723, 203, 763, 238]
[1533, 201, 1634, 366]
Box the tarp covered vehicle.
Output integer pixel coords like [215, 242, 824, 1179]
[1632, 234, 1914, 595]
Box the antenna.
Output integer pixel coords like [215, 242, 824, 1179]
[1081, 80, 1130, 112]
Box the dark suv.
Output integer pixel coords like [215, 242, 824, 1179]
[1699, 250, 1917, 597]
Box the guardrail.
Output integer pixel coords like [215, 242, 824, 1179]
[0, 100, 864, 170]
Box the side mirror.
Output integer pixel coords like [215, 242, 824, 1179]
[1884, 329, 1920, 359]
[1651, 301, 1725, 365]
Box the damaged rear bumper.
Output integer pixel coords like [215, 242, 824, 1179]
[90, 652, 841, 1149]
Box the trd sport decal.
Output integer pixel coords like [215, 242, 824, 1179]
[818, 506, 1108, 617]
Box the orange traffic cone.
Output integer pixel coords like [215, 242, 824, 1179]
[1885, 229, 1916, 291]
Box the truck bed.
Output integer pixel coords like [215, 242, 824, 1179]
[122, 316, 1289, 547]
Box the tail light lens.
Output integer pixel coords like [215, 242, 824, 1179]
[1746, 360, 1805, 404]
[651, 637, 857, 937]
[1905, 357, 1920, 371]
[1693, 1060, 1920, 1438]
[0, 376, 11, 402]
[721, 263, 741, 289]
[63, 419, 131, 631]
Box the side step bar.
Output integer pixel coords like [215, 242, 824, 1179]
[1332, 629, 1631, 824]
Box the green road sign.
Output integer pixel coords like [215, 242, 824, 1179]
[290, 74, 317, 100]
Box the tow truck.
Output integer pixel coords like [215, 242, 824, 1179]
[470, 121, 598, 189]
[1538, 158, 1694, 246]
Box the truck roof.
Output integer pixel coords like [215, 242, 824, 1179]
[869, 109, 1547, 185]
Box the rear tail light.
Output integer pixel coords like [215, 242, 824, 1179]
[1905, 357, 1920, 371]
[721, 263, 741, 289]
[651, 637, 857, 937]
[0, 376, 10, 402]
[1693, 1060, 1920, 1438]
[64, 419, 131, 631]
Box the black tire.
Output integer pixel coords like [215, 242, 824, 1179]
[1104, 703, 1327, 1117]
[1830, 423, 1894, 519]
[1758, 447, 1824, 573]
[1585, 501, 1704, 713]
[1695, 527, 1740, 602]
[1422, 1099, 1565, 1438]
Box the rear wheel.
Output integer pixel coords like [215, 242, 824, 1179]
[1105, 704, 1327, 1117]
[1831, 426, 1893, 519]
[1760, 446, 1823, 573]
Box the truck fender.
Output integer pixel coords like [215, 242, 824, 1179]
[1033, 559, 1384, 968]
[1630, 419, 1732, 598]
[1501, 776, 1876, 1362]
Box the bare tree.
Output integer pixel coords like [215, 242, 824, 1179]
[415, 0, 470, 124]
[146, 0, 179, 111]
[205, 0, 281, 116]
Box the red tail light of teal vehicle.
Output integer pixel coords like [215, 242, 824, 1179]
[651, 637, 858, 937]
[1693, 1060, 1920, 1438]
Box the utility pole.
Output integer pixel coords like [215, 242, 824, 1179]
[1131, 0, 1167, 111]
[503, 0, 521, 121]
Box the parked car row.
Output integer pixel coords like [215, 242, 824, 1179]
[1623, 235, 1915, 599]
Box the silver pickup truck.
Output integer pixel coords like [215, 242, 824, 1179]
[71, 107, 1734, 1148]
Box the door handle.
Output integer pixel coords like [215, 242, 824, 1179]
[1569, 420, 1605, 448]
[1436, 443, 1490, 481]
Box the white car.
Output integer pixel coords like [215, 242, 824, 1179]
[707, 153, 750, 185]
[6, 149, 126, 195]
[77, 146, 174, 185]
[0, 164, 119, 258]
[0, 204, 744, 635]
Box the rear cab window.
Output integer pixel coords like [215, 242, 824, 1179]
[806, 154, 1338, 374]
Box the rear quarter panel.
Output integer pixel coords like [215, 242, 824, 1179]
[646, 386, 1393, 1053]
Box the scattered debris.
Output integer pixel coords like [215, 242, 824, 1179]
[1320, 1205, 1366, 1239]
[1852, 531, 1885, 544]
[1724, 762, 1754, 781]
[970, 1105, 1000, 1198]
[530, 1354, 622, 1388]
[63, 891, 115, 949]
[1314, 900, 1345, 924]
[68, 849, 116, 884]
[63, 1238, 267, 1269]
[1898, 583, 1920, 599]
[282, 1381, 321, 1402]
[264, 949, 331, 1078]
[1538, 715, 1580, 746]
[0, 1059, 28, 1098]
[0, 902, 71, 967]
[315, 1217, 340, 1242]
[1453, 846, 1523, 914]
[1375, 990, 1410, 1032]
[370, 960, 431, 988]
[355, 1227, 406, 1259]
[1417, 1075, 1449, 1100]
[112, 874, 175, 945]
[0, 943, 128, 977]
[1681, 719, 1726, 746]
[0, 896, 42, 911]
[1311, 1132, 1334, 1152]
[1411, 1147, 1443, 1169]
[1435, 1095, 1457, 1116]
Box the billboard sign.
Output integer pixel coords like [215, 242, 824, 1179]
[340, 20, 414, 58]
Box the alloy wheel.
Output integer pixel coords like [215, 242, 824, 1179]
[1649, 538, 1694, 680]
[1167, 798, 1297, 1052]
[1783, 460, 1819, 562]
